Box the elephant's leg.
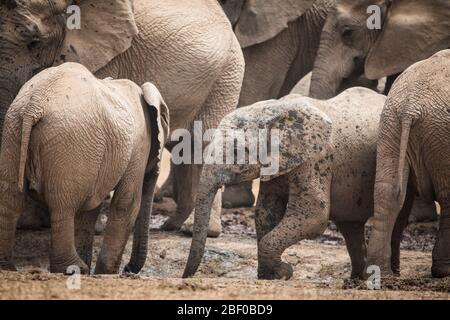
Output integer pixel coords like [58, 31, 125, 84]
[432, 198, 450, 278]
[390, 186, 414, 275]
[334, 221, 367, 279]
[163, 47, 243, 235]
[75, 207, 101, 272]
[155, 161, 175, 202]
[222, 182, 255, 208]
[409, 196, 438, 222]
[255, 177, 289, 242]
[94, 177, 142, 275]
[49, 208, 88, 274]
[258, 166, 331, 280]
[161, 163, 202, 231]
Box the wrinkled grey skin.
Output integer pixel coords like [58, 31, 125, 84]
[184, 87, 414, 280]
[310, 0, 450, 99]
[366, 50, 450, 278]
[0, 0, 244, 235]
[0, 63, 169, 274]
[216, 0, 382, 210]
[159, 0, 336, 210]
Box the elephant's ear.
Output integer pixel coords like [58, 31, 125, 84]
[259, 100, 333, 181]
[365, 0, 450, 80]
[54, 0, 138, 73]
[141, 83, 170, 172]
[235, 0, 316, 48]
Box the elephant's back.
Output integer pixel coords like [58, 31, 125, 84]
[110, 0, 237, 131]
[320, 88, 386, 222]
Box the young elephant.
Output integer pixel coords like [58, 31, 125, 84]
[0, 63, 169, 274]
[184, 87, 411, 280]
[367, 50, 450, 278]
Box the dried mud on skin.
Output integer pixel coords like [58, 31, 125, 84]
[1, 198, 448, 300]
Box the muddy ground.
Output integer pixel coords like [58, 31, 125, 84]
[1, 197, 449, 300]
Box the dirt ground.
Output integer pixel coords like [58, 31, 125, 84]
[1, 153, 449, 300]
[1, 197, 449, 300]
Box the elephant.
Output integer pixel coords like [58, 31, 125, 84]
[309, 0, 450, 99]
[183, 87, 414, 280]
[0, 0, 244, 236]
[366, 50, 450, 278]
[0, 63, 169, 274]
[157, 0, 337, 212]
[309, 0, 450, 222]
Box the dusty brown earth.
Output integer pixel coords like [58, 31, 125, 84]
[1, 153, 449, 300]
[1, 197, 449, 300]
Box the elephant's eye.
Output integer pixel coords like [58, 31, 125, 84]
[27, 39, 41, 51]
[342, 28, 354, 40]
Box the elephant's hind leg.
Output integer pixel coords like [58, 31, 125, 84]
[94, 167, 143, 275]
[257, 165, 331, 280]
[48, 207, 88, 274]
[334, 221, 367, 279]
[75, 207, 101, 272]
[432, 198, 450, 278]
[163, 45, 244, 237]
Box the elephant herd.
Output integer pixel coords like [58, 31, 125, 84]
[0, 0, 448, 283]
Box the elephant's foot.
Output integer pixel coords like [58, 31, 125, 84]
[161, 216, 185, 231]
[431, 261, 450, 278]
[257, 259, 293, 280]
[222, 184, 255, 208]
[50, 256, 89, 275]
[180, 211, 222, 238]
[409, 198, 437, 222]
[350, 264, 366, 279]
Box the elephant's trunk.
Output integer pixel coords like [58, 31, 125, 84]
[183, 173, 223, 278]
[309, 31, 346, 99]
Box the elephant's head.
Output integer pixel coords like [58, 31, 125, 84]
[0, 0, 138, 131]
[218, 0, 318, 48]
[183, 99, 332, 277]
[310, 0, 450, 99]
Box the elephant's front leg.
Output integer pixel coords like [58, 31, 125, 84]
[432, 198, 450, 278]
[257, 164, 331, 280]
[334, 221, 367, 279]
[75, 207, 101, 272]
[255, 177, 289, 243]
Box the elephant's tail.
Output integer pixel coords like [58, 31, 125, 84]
[396, 117, 412, 200]
[18, 105, 42, 192]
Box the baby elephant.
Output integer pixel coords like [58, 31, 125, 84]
[184, 87, 411, 280]
[367, 50, 450, 278]
[0, 63, 169, 274]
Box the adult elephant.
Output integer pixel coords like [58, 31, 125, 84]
[309, 0, 450, 222]
[0, 0, 244, 239]
[309, 0, 450, 99]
